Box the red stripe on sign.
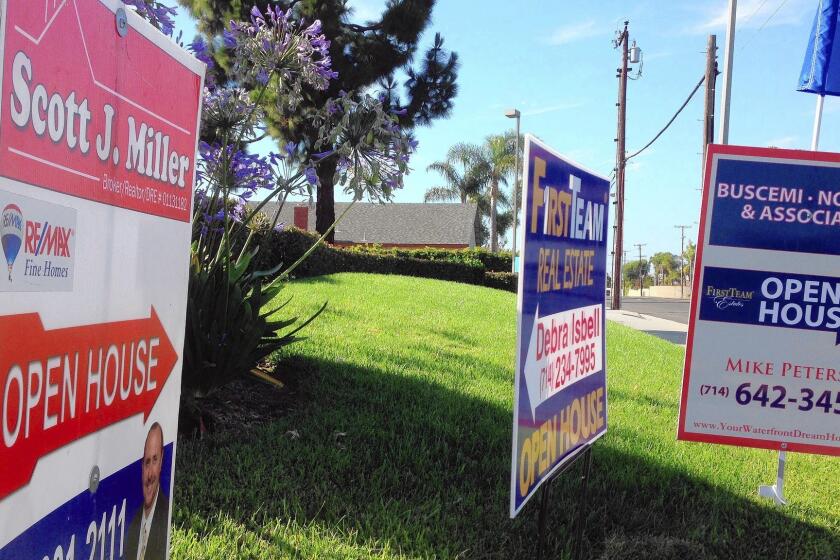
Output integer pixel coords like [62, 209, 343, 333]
[677, 143, 719, 441]
[679, 430, 840, 457]
[0, 308, 178, 499]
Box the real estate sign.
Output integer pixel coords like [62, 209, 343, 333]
[510, 135, 609, 517]
[679, 144, 840, 456]
[0, 0, 203, 557]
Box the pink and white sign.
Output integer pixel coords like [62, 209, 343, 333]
[0, 1, 204, 558]
[0, 0, 202, 222]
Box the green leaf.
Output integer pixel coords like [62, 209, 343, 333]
[229, 249, 255, 284]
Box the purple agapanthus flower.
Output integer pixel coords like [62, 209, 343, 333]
[304, 20, 322, 36]
[232, 199, 247, 222]
[250, 5, 264, 25]
[189, 37, 217, 89]
[223, 29, 237, 48]
[305, 167, 318, 185]
[123, 0, 177, 36]
[198, 143, 273, 195]
[225, 4, 336, 101]
[311, 149, 334, 160]
[326, 98, 341, 116]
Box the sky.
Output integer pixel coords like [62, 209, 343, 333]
[175, 0, 837, 260]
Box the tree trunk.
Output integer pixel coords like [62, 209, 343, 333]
[315, 159, 338, 244]
[490, 178, 498, 253]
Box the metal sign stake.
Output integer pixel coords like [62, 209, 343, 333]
[758, 447, 787, 506]
[535, 445, 594, 560]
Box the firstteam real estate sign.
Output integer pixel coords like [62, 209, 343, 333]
[679, 144, 840, 456]
[0, 0, 204, 557]
[510, 136, 609, 517]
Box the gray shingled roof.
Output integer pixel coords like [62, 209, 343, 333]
[254, 201, 478, 246]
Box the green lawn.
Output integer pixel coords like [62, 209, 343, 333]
[171, 273, 840, 559]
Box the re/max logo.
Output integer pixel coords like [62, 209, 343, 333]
[25, 221, 73, 257]
[2, 212, 22, 230]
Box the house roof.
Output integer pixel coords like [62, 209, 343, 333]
[255, 201, 478, 246]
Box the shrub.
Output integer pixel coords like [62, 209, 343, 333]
[251, 228, 517, 289]
[462, 248, 512, 272]
[483, 271, 517, 292]
[345, 244, 512, 271]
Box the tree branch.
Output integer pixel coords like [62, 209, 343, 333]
[344, 22, 383, 33]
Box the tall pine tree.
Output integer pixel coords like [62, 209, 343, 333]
[180, 0, 458, 241]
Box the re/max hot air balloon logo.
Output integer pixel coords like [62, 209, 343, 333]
[0, 194, 75, 292]
[2, 204, 23, 280]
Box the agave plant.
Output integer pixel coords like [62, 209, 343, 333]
[182, 235, 325, 397]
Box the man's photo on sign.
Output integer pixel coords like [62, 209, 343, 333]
[126, 422, 170, 560]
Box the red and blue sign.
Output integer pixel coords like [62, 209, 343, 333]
[680, 145, 840, 456]
[510, 135, 609, 517]
[0, 0, 203, 555]
[0, 444, 173, 560]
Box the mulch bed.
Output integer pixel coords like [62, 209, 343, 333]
[178, 356, 316, 436]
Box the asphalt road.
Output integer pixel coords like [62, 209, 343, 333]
[614, 297, 691, 325]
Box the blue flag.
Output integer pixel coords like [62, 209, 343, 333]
[799, 0, 840, 95]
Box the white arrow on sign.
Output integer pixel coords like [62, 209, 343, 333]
[522, 304, 603, 420]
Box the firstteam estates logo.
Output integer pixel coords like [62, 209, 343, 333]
[706, 285, 754, 310]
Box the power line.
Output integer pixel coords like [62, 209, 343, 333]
[755, 0, 792, 33]
[739, 0, 792, 52]
[626, 74, 706, 161]
[740, 0, 771, 30]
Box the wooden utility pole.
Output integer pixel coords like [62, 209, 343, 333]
[702, 34, 718, 169]
[674, 225, 692, 298]
[634, 243, 646, 296]
[611, 21, 630, 310]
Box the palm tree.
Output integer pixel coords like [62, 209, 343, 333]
[471, 132, 518, 252]
[424, 143, 481, 204]
[650, 252, 677, 285]
[425, 133, 519, 250]
[425, 143, 493, 246]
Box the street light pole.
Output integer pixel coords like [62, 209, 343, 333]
[718, 0, 736, 144]
[505, 108, 521, 274]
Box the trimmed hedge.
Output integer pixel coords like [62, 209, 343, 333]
[345, 245, 513, 273]
[483, 271, 517, 292]
[250, 227, 517, 291]
[463, 248, 513, 273]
